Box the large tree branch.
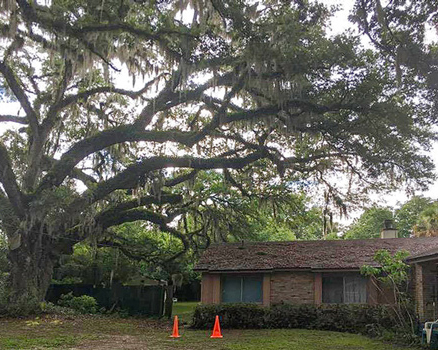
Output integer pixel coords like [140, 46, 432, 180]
[0, 142, 25, 218]
[97, 209, 190, 263]
[54, 73, 168, 112]
[133, 71, 233, 128]
[95, 193, 184, 225]
[40, 60, 73, 138]
[0, 60, 45, 191]
[37, 92, 349, 194]
[0, 115, 28, 124]
[98, 208, 173, 229]
[0, 61, 39, 133]
[37, 73, 234, 192]
[164, 170, 198, 187]
[37, 127, 197, 191]
[185, 97, 340, 148]
[41, 156, 97, 188]
[69, 152, 264, 212]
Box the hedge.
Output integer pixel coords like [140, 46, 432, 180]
[192, 303, 414, 337]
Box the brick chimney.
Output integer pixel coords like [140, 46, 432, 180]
[381, 219, 398, 239]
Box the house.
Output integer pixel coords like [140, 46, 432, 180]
[194, 229, 438, 321]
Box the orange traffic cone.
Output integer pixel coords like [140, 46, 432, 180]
[210, 315, 223, 338]
[170, 315, 181, 338]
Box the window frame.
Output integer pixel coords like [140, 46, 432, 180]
[322, 273, 368, 304]
[220, 274, 263, 304]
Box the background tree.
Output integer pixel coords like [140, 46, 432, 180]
[344, 197, 438, 239]
[413, 202, 438, 237]
[395, 196, 433, 238]
[0, 0, 436, 313]
[343, 206, 393, 239]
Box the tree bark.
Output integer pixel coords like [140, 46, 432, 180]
[6, 228, 60, 314]
[164, 284, 174, 319]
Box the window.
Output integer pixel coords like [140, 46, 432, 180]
[322, 274, 367, 304]
[221, 275, 263, 303]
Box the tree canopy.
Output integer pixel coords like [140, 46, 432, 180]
[343, 206, 393, 239]
[0, 0, 437, 313]
[343, 196, 438, 239]
[395, 196, 434, 237]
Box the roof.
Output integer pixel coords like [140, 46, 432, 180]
[194, 237, 438, 272]
[406, 246, 438, 263]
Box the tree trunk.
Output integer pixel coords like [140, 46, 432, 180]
[6, 229, 61, 315]
[164, 284, 174, 319]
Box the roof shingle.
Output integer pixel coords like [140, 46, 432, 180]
[194, 237, 438, 272]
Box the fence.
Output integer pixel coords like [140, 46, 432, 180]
[46, 283, 165, 316]
[174, 282, 201, 301]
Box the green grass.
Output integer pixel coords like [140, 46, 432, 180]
[164, 329, 416, 350]
[1, 335, 77, 350]
[0, 315, 419, 350]
[172, 301, 199, 324]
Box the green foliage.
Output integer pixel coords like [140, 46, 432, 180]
[414, 202, 438, 236]
[53, 242, 136, 286]
[182, 171, 329, 243]
[39, 301, 79, 316]
[192, 303, 414, 341]
[344, 207, 394, 239]
[344, 198, 438, 239]
[395, 196, 433, 238]
[53, 180, 332, 289]
[361, 250, 414, 333]
[361, 250, 410, 287]
[57, 292, 98, 314]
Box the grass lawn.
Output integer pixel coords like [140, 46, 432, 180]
[0, 314, 420, 350]
[172, 301, 199, 324]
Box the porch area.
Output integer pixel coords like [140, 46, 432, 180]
[409, 252, 438, 322]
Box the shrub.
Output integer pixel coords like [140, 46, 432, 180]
[58, 292, 98, 314]
[191, 302, 415, 340]
[192, 303, 268, 329]
[269, 303, 317, 328]
[40, 301, 79, 315]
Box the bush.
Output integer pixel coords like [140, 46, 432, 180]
[192, 303, 414, 339]
[40, 301, 79, 315]
[269, 303, 317, 328]
[193, 303, 268, 329]
[58, 292, 98, 314]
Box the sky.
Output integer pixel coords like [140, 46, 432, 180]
[1, 0, 438, 226]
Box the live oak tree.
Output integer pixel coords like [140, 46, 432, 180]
[0, 0, 437, 313]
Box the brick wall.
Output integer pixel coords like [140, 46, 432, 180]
[201, 270, 413, 308]
[270, 271, 314, 304]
